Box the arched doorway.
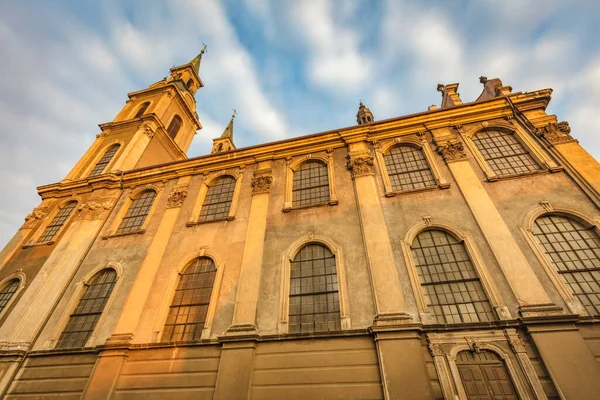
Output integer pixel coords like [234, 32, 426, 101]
[456, 350, 518, 399]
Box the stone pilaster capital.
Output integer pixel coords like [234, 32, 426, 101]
[21, 207, 48, 229]
[428, 342, 445, 357]
[436, 141, 467, 163]
[167, 184, 190, 208]
[346, 153, 375, 178]
[76, 199, 114, 220]
[536, 121, 575, 144]
[251, 174, 273, 194]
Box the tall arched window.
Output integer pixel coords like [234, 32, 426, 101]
[89, 144, 120, 177]
[134, 102, 150, 118]
[116, 190, 157, 234]
[199, 176, 236, 222]
[456, 350, 518, 399]
[37, 201, 77, 243]
[411, 230, 495, 324]
[292, 161, 330, 207]
[162, 257, 217, 342]
[384, 145, 437, 192]
[472, 130, 540, 176]
[289, 243, 341, 333]
[56, 269, 117, 349]
[167, 115, 183, 140]
[0, 279, 20, 315]
[532, 214, 600, 316]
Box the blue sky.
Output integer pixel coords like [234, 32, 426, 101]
[1, 0, 599, 248]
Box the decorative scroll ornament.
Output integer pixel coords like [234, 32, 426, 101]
[167, 185, 190, 208]
[436, 142, 467, 163]
[428, 343, 445, 357]
[508, 336, 527, 353]
[143, 124, 155, 139]
[76, 200, 114, 220]
[536, 121, 574, 144]
[346, 155, 375, 177]
[251, 174, 273, 194]
[21, 208, 47, 229]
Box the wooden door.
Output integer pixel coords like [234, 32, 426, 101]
[456, 350, 518, 399]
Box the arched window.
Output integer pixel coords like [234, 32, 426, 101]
[56, 269, 117, 349]
[37, 201, 77, 243]
[532, 214, 600, 316]
[162, 257, 217, 342]
[186, 78, 194, 89]
[384, 145, 437, 192]
[472, 130, 540, 176]
[456, 350, 518, 399]
[134, 102, 150, 118]
[292, 161, 330, 207]
[0, 279, 20, 315]
[289, 243, 341, 333]
[89, 144, 120, 177]
[167, 115, 183, 140]
[116, 190, 157, 234]
[216, 143, 223, 152]
[199, 176, 236, 222]
[411, 229, 495, 324]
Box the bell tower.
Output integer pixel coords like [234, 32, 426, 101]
[211, 111, 237, 154]
[63, 49, 206, 181]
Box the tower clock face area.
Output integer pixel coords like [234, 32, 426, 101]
[0, 3, 599, 399]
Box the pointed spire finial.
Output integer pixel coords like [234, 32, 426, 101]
[189, 43, 208, 74]
[232, 108, 237, 120]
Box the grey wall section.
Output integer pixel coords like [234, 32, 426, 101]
[112, 345, 221, 400]
[6, 352, 97, 400]
[251, 336, 383, 400]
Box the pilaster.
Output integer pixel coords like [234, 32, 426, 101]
[80, 347, 129, 400]
[347, 142, 411, 325]
[110, 121, 157, 172]
[213, 341, 256, 400]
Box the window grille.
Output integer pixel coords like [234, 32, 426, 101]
[162, 257, 216, 342]
[167, 115, 183, 139]
[134, 102, 150, 118]
[289, 243, 341, 333]
[533, 214, 600, 316]
[411, 230, 495, 324]
[89, 144, 120, 177]
[115, 190, 156, 234]
[473, 130, 540, 176]
[0, 279, 20, 314]
[37, 201, 77, 243]
[199, 176, 236, 222]
[384, 145, 437, 191]
[56, 269, 117, 349]
[292, 161, 330, 207]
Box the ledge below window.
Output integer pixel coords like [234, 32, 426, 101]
[102, 229, 146, 240]
[282, 200, 339, 213]
[22, 240, 55, 249]
[186, 216, 235, 227]
[384, 184, 450, 198]
[485, 168, 553, 182]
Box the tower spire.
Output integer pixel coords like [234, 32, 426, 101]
[189, 44, 207, 74]
[211, 110, 237, 154]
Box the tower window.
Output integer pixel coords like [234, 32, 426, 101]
[186, 78, 194, 89]
[56, 268, 117, 349]
[37, 201, 77, 243]
[116, 190, 157, 234]
[134, 102, 150, 118]
[384, 145, 437, 192]
[199, 176, 236, 222]
[411, 229, 495, 324]
[289, 243, 341, 333]
[473, 130, 540, 176]
[162, 257, 217, 342]
[533, 214, 600, 316]
[292, 161, 330, 207]
[89, 144, 121, 177]
[0, 279, 20, 315]
[167, 115, 183, 140]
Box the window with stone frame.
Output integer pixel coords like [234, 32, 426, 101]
[533, 214, 600, 316]
[292, 161, 330, 207]
[383, 144, 437, 192]
[199, 176, 236, 222]
[289, 243, 341, 333]
[134, 102, 150, 118]
[472, 130, 541, 176]
[162, 257, 217, 342]
[115, 190, 157, 234]
[411, 229, 495, 324]
[167, 115, 183, 139]
[37, 201, 77, 243]
[0, 279, 20, 315]
[56, 268, 117, 349]
[89, 144, 121, 177]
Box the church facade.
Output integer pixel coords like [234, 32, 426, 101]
[0, 52, 599, 399]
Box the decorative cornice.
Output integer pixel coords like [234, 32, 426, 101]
[251, 174, 273, 194]
[75, 199, 114, 220]
[436, 142, 467, 163]
[21, 207, 48, 229]
[167, 185, 189, 208]
[536, 121, 575, 144]
[346, 155, 375, 177]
